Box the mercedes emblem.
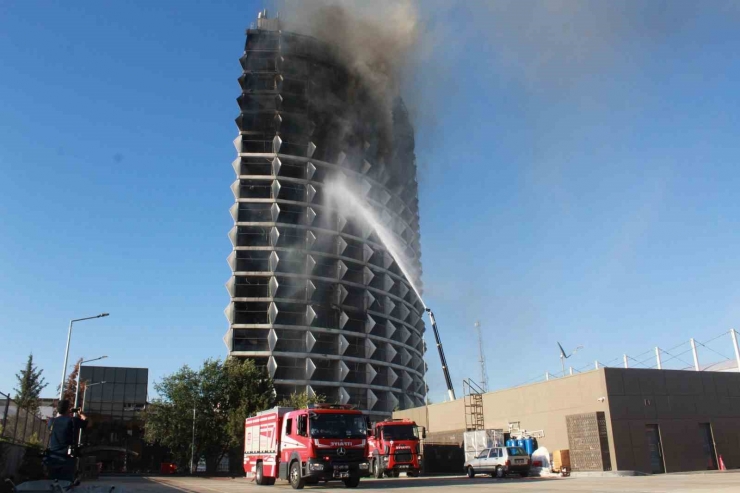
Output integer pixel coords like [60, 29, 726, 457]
[337, 447, 346, 457]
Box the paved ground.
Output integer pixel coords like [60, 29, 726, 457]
[85, 472, 740, 493]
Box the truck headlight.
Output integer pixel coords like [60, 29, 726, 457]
[309, 463, 325, 471]
[359, 462, 370, 470]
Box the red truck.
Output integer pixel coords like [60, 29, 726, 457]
[244, 404, 371, 489]
[367, 418, 425, 478]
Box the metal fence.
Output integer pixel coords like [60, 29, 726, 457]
[0, 391, 49, 447]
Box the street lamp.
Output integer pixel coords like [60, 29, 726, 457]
[78, 381, 106, 447]
[80, 381, 106, 414]
[74, 356, 108, 409]
[58, 313, 109, 401]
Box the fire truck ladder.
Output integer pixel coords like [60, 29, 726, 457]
[463, 379, 485, 431]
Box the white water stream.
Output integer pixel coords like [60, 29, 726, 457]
[323, 179, 427, 310]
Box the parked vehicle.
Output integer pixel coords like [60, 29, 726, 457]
[367, 419, 425, 478]
[464, 446, 531, 479]
[244, 404, 371, 489]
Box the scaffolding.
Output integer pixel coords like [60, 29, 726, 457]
[463, 379, 485, 431]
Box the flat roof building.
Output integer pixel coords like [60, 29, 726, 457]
[395, 367, 740, 474]
[78, 365, 152, 473]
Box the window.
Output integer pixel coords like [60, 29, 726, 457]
[309, 413, 366, 439]
[285, 418, 293, 436]
[382, 425, 417, 440]
[297, 415, 308, 436]
[506, 447, 528, 456]
[476, 449, 490, 459]
[490, 449, 500, 458]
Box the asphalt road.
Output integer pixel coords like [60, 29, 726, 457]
[85, 472, 740, 493]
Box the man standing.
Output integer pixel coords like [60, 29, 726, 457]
[45, 399, 87, 483]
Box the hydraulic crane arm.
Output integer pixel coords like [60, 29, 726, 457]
[425, 308, 456, 401]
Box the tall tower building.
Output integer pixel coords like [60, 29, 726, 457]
[224, 11, 426, 417]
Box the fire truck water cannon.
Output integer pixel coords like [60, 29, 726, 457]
[244, 406, 371, 489]
[367, 418, 426, 478]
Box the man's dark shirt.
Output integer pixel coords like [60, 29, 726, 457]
[46, 415, 87, 463]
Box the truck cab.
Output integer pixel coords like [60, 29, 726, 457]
[245, 404, 370, 489]
[367, 419, 424, 478]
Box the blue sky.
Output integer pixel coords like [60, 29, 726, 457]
[1, 1, 739, 404]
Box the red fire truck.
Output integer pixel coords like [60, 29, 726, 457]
[244, 404, 371, 489]
[367, 418, 425, 478]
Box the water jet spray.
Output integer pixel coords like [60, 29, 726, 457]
[325, 178, 456, 402]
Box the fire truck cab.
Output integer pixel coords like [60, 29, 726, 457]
[368, 419, 425, 478]
[244, 404, 371, 489]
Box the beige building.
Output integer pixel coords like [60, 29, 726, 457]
[394, 367, 740, 474]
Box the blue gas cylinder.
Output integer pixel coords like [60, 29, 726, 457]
[522, 437, 536, 455]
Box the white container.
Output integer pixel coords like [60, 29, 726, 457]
[463, 429, 504, 463]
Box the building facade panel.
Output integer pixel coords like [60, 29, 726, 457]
[78, 366, 152, 473]
[225, 14, 426, 417]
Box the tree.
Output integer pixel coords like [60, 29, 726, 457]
[61, 358, 85, 406]
[278, 390, 326, 409]
[14, 354, 47, 414]
[143, 358, 274, 473]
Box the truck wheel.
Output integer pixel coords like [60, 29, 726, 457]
[343, 477, 360, 488]
[466, 467, 475, 478]
[289, 461, 304, 490]
[256, 463, 275, 486]
[373, 459, 383, 479]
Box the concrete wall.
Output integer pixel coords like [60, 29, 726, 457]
[605, 367, 740, 473]
[480, 369, 613, 466]
[395, 368, 740, 474]
[394, 370, 614, 466]
[393, 399, 467, 445]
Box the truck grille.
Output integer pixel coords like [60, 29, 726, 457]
[394, 452, 413, 463]
[323, 448, 365, 462]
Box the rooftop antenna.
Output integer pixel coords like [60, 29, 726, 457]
[558, 342, 583, 377]
[475, 321, 489, 392]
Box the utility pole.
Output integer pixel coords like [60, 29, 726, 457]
[191, 407, 196, 474]
[474, 321, 488, 392]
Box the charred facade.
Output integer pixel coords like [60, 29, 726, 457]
[224, 13, 426, 416]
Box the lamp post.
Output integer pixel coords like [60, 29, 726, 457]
[190, 383, 203, 475]
[58, 313, 109, 401]
[74, 356, 108, 409]
[191, 407, 196, 475]
[78, 381, 106, 447]
[81, 382, 106, 413]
